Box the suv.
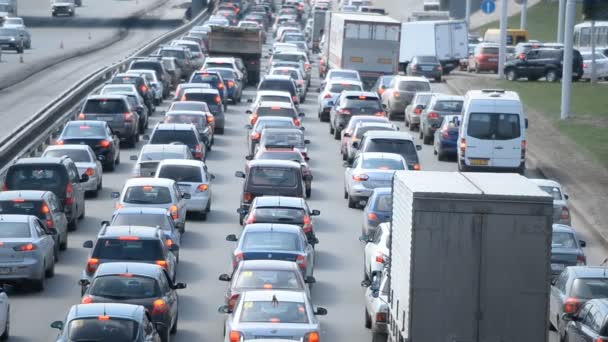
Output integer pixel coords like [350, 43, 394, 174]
[4, 157, 87, 230]
[258, 75, 299, 106]
[381, 76, 431, 120]
[129, 58, 171, 97]
[354, 131, 422, 171]
[145, 123, 205, 160]
[504, 48, 584, 82]
[329, 91, 385, 139]
[80, 95, 140, 146]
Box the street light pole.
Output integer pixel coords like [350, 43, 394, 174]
[465, 0, 471, 30]
[591, 20, 597, 84]
[557, 0, 566, 43]
[498, 0, 508, 79]
[520, 0, 528, 30]
[560, 0, 576, 120]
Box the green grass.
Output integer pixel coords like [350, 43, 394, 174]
[476, 1, 582, 42]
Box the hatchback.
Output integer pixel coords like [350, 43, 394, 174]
[550, 224, 586, 279]
[360, 222, 390, 281]
[43, 145, 103, 195]
[345, 122, 397, 163]
[247, 101, 303, 127]
[99, 84, 149, 133]
[258, 75, 299, 105]
[164, 110, 214, 149]
[206, 67, 243, 103]
[245, 117, 299, 158]
[188, 70, 228, 105]
[404, 92, 433, 131]
[317, 79, 363, 122]
[361, 187, 392, 236]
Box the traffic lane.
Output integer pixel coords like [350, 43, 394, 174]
[0, 0, 185, 138]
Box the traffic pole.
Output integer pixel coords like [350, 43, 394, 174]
[465, 0, 471, 30]
[498, 0, 508, 79]
[591, 20, 597, 84]
[557, 0, 566, 43]
[520, 0, 528, 30]
[560, 0, 576, 120]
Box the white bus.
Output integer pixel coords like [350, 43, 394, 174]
[573, 21, 608, 52]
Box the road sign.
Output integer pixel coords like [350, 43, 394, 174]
[481, 0, 496, 14]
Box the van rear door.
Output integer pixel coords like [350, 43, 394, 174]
[463, 112, 494, 166]
[490, 112, 522, 168]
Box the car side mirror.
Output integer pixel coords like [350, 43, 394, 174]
[218, 304, 232, 314]
[236, 208, 248, 215]
[580, 240, 587, 248]
[111, 192, 120, 199]
[314, 307, 328, 316]
[352, 141, 359, 149]
[343, 161, 352, 168]
[50, 321, 64, 330]
[173, 282, 187, 289]
[83, 240, 94, 248]
[142, 134, 150, 141]
[299, 126, 305, 131]
[226, 234, 238, 242]
[305, 276, 316, 284]
[219, 273, 232, 281]
[304, 139, 311, 144]
[235, 171, 246, 178]
[311, 209, 320, 216]
[182, 193, 191, 199]
[79, 279, 90, 287]
[80, 174, 89, 183]
[299, 112, 305, 117]
[359, 234, 371, 243]
[564, 194, 569, 200]
[100, 220, 109, 227]
[246, 110, 253, 115]
[245, 155, 253, 161]
[561, 313, 577, 322]
[130, 155, 138, 161]
[416, 145, 422, 151]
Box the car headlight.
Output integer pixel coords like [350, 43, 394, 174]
[9, 37, 15, 41]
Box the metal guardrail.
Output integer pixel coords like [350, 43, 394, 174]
[0, 5, 212, 177]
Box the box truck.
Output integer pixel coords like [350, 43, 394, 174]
[387, 171, 553, 342]
[311, 9, 327, 53]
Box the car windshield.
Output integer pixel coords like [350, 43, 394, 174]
[191, 73, 220, 84]
[329, 83, 362, 93]
[89, 275, 160, 299]
[83, 99, 128, 114]
[467, 113, 521, 140]
[239, 300, 309, 323]
[361, 158, 404, 170]
[367, 139, 419, 158]
[260, 81, 295, 94]
[68, 318, 138, 341]
[260, 132, 304, 147]
[257, 107, 295, 117]
[44, 149, 91, 162]
[123, 186, 173, 204]
[374, 193, 392, 212]
[112, 214, 170, 230]
[183, 92, 219, 104]
[434, 100, 463, 112]
[538, 185, 563, 200]
[93, 238, 164, 260]
[235, 269, 302, 289]
[249, 167, 298, 187]
[150, 130, 197, 146]
[0, 222, 31, 238]
[157, 165, 202, 183]
[398, 81, 431, 92]
[552, 231, 577, 248]
[207, 68, 236, 79]
[165, 114, 206, 128]
[5, 165, 67, 195]
[252, 207, 306, 224]
[242, 231, 300, 251]
[571, 278, 608, 299]
[63, 124, 106, 138]
[170, 102, 207, 112]
[330, 71, 359, 80]
[355, 126, 394, 139]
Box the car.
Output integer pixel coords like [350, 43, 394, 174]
[56, 121, 121, 171]
[354, 131, 422, 171]
[171, 39, 205, 69]
[550, 224, 587, 279]
[370, 75, 395, 97]
[81, 225, 178, 283]
[159, 56, 182, 88]
[219, 290, 326, 342]
[549, 266, 608, 339]
[406, 55, 443, 82]
[79, 95, 140, 146]
[269, 60, 309, 87]
[381, 76, 431, 120]
[42, 145, 103, 195]
[4, 156, 87, 230]
[245, 117, 299, 158]
[131, 144, 192, 177]
[257, 127, 310, 160]
[178, 88, 226, 134]
[339, 116, 391, 160]
[189, 70, 228, 106]
[226, 223, 316, 278]
[433, 114, 461, 161]
[503, 48, 584, 82]
[344, 152, 406, 208]
[345, 122, 397, 163]
[202, 57, 246, 85]
[50, 303, 161, 342]
[460, 43, 476, 71]
[129, 58, 171, 97]
[98, 87, 149, 134]
[110, 73, 156, 113]
[154, 159, 214, 220]
[51, 0, 75, 16]
[562, 298, 608, 342]
[205, 67, 243, 103]
[322, 68, 361, 88]
[107, 207, 181, 261]
[173, 83, 212, 101]
[361, 187, 392, 236]
[581, 51, 608, 80]
[404, 92, 433, 131]
[0, 215, 56, 291]
[126, 69, 165, 105]
[145, 123, 206, 161]
[530, 178, 572, 225]
[269, 67, 307, 101]
[257, 75, 300, 106]
[246, 101, 303, 127]
[111, 178, 189, 233]
[361, 272, 389, 342]
[154, 46, 195, 83]
[79, 263, 186, 342]
[467, 43, 499, 73]
[164, 110, 214, 149]
[250, 90, 297, 111]
[360, 222, 390, 281]
[235, 160, 307, 224]
[249, 145, 312, 198]
[317, 79, 363, 122]
[419, 94, 464, 145]
[458, 89, 527, 173]
[329, 91, 385, 140]
[218, 260, 315, 310]
[0, 27, 27, 52]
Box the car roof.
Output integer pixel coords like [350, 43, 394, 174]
[45, 144, 92, 151]
[113, 207, 169, 215]
[257, 90, 292, 97]
[166, 110, 208, 116]
[69, 303, 144, 320]
[360, 152, 406, 161]
[0, 190, 48, 200]
[257, 101, 293, 108]
[0, 214, 33, 223]
[154, 123, 197, 131]
[253, 196, 305, 208]
[432, 94, 464, 101]
[240, 260, 300, 271]
[13, 157, 67, 165]
[569, 266, 608, 278]
[182, 88, 219, 94]
[66, 120, 106, 127]
[243, 223, 303, 234]
[101, 225, 162, 239]
[329, 68, 359, 74]
[141, 144, 188, 153]
[363, 131, 415, 141]
[247, 159, 301, 168]
[256, 116, 293, 122]
[94, 262, 164, 278]
[356, 122, 394, 129]
[242, 289, 306, 302]
[262, 75, 293, 81]
[125, 177, 176, 187]
[328, 79, 362, 85]
[206, 57, 235, 62]
[158, 159, 205, 168]
[553, 224, 575, 233]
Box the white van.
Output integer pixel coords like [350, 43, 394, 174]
[458, 89, 527, 173]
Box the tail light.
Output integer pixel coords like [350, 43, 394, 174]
[437, 65, 443, 71]
[305, 63, 311, 70]
[563, 297, 580, 314]
[85, 168, 94, 176]
[169, 205, 178, 220]
[560, 207, 570, 221]
[194, 144, 203, 159]
[152, 299, 168, 315]
[81, 296, 93, 304]
[517, 53, 526, 60]
[352, 174, 369, 181]
[595, 338, 608, 342]
[250, 113, 259, 125]
[227, 80, 235, 88]
[378, 88, 385, 95]
[577, 254, 587, 266]
[521, 140, 527, 159]
[297, 79, 304, 86]
[206, 115, 215, 123]
[243, 192, 253, 202]
[55, 140, 64, 145]
[337, 108, 351, 115]
[155, 260, 168, 270]
[392, 91, 400, 98]
[414, 107, 422, 115]
[46, 219, 54, 229]
[441, 128, 449, 139]
[304, 332, 320, 342]
[100, 140, 111, 148]
[296, 254, 307, 270]
[410, 64, 417, 71]
[65, 183, 74, 205]
[302, 215, 312, 233]
[250, 131, 261, 141]
[233, 252, 244, 268]
[412, 163, 421, 171]
[292, 95, 298, 103]
[181, 95, 187, 101]
[324, 93, 332, 99]
[115, 203, 123, 210]
[215, 96, 222, 104]
[86, 258, 99, 274]
[583, 63, 588, 69]
[14, 243, 36, 251]
[124, 112, 134, 123]
[367, 213, 378, 221]
[460, 138, 467, 156]
[293, 118, 301, 126]
[165, 238, 174, 248]
[427, 112, 439, 119]
[376, 312, 387, 323]
[196, 184, 209, 192]
[228, 294, 240, 309]
[229, 331, 242, 342]
[140, 85, 148, 93]
[218, 82, 225, 90]
[78, 113, 86, 120]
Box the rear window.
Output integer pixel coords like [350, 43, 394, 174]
[571, 278, 608, 299]
[259, 95, 291, 103]
[257, 107, 295, 117]
[355, 126, 395, 139]
[260, 132, 304, 147]
[123, 186, 173, 204]
[183, 92, 220, 104]
[251, 207, 306, 224]
[190, 73, 220, 84]
[68, 318, 138, 341]
[239, 300, 308, 323]
[0, 222, 31, 238]
[205, 62, 233, 69]
[111, 76, 140, 85]
[112, 213, 170, 230]
[373, 193, 392, 212]
[416, 56, 438, 63]
[271, 69, 299, 80]
[44, 149, 91, 162]
[329, 83, 362, 93]
[398, 81, 431, 92]
[140, 151, 185, 161]
[63, 124, 106, 138]
[433, 101, 463, 112]
[258, 151, 303, 162]
[481, 47, 499, 55]
[274, 54, 305, 63]
[344, 97, 382, 110]
[159, 50, 186, 59]
[361, 157, 404, 170]
[0, 201, 46, 219]
[170, 102, 207, 112]
[93, 238, 164, 260]
[467, 113, 521, 140]
[5, 165, 67, 194]
[367, 139, 418, 157]
[235, 269, 302, 290]
[89, 275, 160, 299]
[242, 232, 300, 251]
[83, 99, 128, 114]
[150, 130, 198, 146]
[249, 167, 298, 187]
[207, 69, 236, 80]
[165, 114, 206, 128]
[255, 120, 295, 131]
[552, 231, 577, 248]
[259, 80, 296, 95]
[157, 165, 202, 183]
[330, 71, 359, 80]
[538, 185, 563, 201]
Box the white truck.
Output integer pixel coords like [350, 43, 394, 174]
[399, 20, 468, 74]
[387, 171, 553, 342]
[324, 12, 401, 89]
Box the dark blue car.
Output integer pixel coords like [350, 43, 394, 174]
[189, 70, 228, 108]
[433, 114, 461, 161]
[362, 187, 392, 236]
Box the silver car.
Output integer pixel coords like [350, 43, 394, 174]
[155, 159, 214, 220]
[219, 290, 327, 342]
[531, 178, 572, 225]
[42, 145, 103, 195]
[127, 70, 164, 105]
[404, 92, 433, 131]
[0, 215, 56, 291]
[317, 79, 363, 122]
[131, 144, 193, 177]
[419, 94, 464, 145]
[344, 152, 407, 208]
[362, 272, 389, 342]
[381, 76, 431, 120]
[345, 122, 397, 163]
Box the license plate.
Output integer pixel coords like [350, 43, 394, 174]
[99, 116, 114, 121]
[488, 58, 498, 62]
[422, 66, 433, 71]
[469, 159, 489, 166]
[551, 263, 565, 272]
[178, 185, 190, 192]
[0, 268, 12, 275]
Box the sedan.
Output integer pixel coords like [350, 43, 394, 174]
[433, 114, 461, 161]
[581, 51, 608, 80]
[550, 224, 586, 279]
[419, 95, 463, 145]
[362, 187, 392, 237]
[249, 146, 312, 199]
[42, 145, 104, 196]
[361, 272, 389, 342]
[218, 290, 327, 342]
[56, 121, 120, 171]
[531, 178, 572, 225]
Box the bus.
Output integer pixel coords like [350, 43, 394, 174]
[574, 21, 608, 52]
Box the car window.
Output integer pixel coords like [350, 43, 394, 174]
[249, 167, 298, 187]
[555, 270, 569, 292]
[481, 47, 499, 55]
[373, 193, 392, 212]
[571, 278, 608, 299]
[124, 186, 173, 204]
[259, 95, 291, 103]
[140, 151, 185, 161]
[68, 318, 138, 341]
[157, 165, 203, 183]
[260, 81, 296, 95]
[398, 81, 431, 92]
[552, 232, 577, 248]
[416, 56, 438, 63]
[93, 238, 165, 260]
[538, 186, 563, 200]
[191, 73, 221, 85]
[0, 222, 31, 238]
[366, 139, 418, 158]
[251, 208, 306, 224]
[0, 200, 46, 219]
[258, 151, 303, 161]
[361, 157, 404, 170]
[235, 269, 302, 289]
[260, 131, 304, 147]
[582, 305, 596, 326]
[467, 113, 521, 140]
[63, 124, 106, 137]
[242, 231, 300, 251]
[183, 92, 220, 104]
[84, 99, 128, 113]
[343, 97, 382, 110]
[330, 71, 359, 81]
[239, 300, 309, 323]
[257, 107, 295, 117]
[170, 102, 208, 112]
[150, 130, 198, 146]
[434, 101, 463, 112]
[89, 275, 160, 299]
[112, 213, 170, 231]
[165, 114, 207, 128]
[207, 68, 236, 79]
[5, 165, 68, 195]
[591, 306, 604, 332]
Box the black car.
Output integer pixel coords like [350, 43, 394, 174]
[80, 262, 185, 342]
[4, 156, 87, 230]
[503, 48, 584, 82]
[145, 123, 205, 160]
[56, 121, 121, 171]
[129, 58, 171, 97]
[110, 73, 156, 113]
[563, 298, 608, 342]
[329, 91, 385, 140]
[189, 70, 228, 106]
[258, 75, 299, 106]
[406, 55, 443, 82]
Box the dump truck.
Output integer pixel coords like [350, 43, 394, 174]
[207, 25, 262, 85]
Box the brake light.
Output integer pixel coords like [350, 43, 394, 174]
[181, 95, 187, 101]
[293, 118, 301, 126]
[78, 113, 86, 120]
[410, 64, 417, 71]
[577, 254, 587, 266]
[100, 140, 111, 148]
[296, 254, 307, 269]
[229, 331, 241, 342]
[243, 192, 253, 202]
[297, 79, 304, 86]
[115, 203, 123, 210]
[85, 168, 94, 176]
[118, 236, 139, 241]
[55, 140, 64, 145]
[170, 205, 178, 220]
[376, 312, 387, 323]
[81, 296, 93, 304]
[441, 128, 449, 139]
[414, 107, 422, 115]
[206, 115, 215, 123]
[302, 215, 312, 233]
[583, 63, 588, 69]
[165, 239, 173, 248]
[413, 163, 421, 171]
[155, 260, 168, 270]
[305, 63, 311, 70]
[228, 294, 240, 309]
[521, 139, 527, 159]
[1, 184, 7, 191]
[337, 108, 351, 115]
[595, 337, 608, 342]
[374, 111, 385, 117]
[123, 112, 134, 123]
[218, 82, 225, 90]
[233, 252, 244, 268]
[98, 315, 110, 321]
[292, 95, 298, 103]
[65, 183, 73, 205]
[14, 243, 36, 251]
[460, 138, 466, 155]
[46, 219, 54, 229]
[304, 332, 320, 342]
[227, 80, 235, 88]
[352, 174, 369, 181]
[375, 254, 385, 263]
[428, 112, 439, 119]
[560, 207, 570, 221]
[152, 299, 168, 315]
[563, 297, 580, 314]
[140, 85, 148, 93]
[197, 184, 209, 192]
[392, 91, 400, 98]
[324, 93, 332, 99]
[86, 258, 99, 274]
[194, 144, 203, 159]
[250, 113, 258, 125]
[367, 213, 378, 221]
[250, 132, 261, 141]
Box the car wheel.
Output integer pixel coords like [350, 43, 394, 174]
[159, 327, 170, 342]
[423, 133, 432, 145]
[97, 178, 102, 190]
[419, 128, 424, 140]
[46, 259, 55, 278]
[372, 332, 386, 342]
[60, 234, 68, 251]
[342, 151, 347, 161]
[79, 203, 85, 219]
[68, 219, 78, 232]
[365, 308, 372, 329]
[170, 313, 178, 334]
[347, 195, 357, 209]
[215, 127, 224, 135]
[546, 69, 559, 82]
[32, 266, 46, 292]
[506, 68, 517, 81]
[239, 215, 244, 225]
[306, 187, 311, 198]
[437, 149, 446, 161]
[0, 309, 9, 341]
[105, 158, 115, 172]
[344, 187, 348, 199]
[25, 40, 31, 49]
[435, 77, 442, 82]
[329, 124, 334, 135]
[333, 129, 340, 140]
[199, 210, 207, 221]
[128, 134, 137, 148]
[405, 116, 410, 127]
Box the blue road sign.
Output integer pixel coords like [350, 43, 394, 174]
[481, 0, 496, 14]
